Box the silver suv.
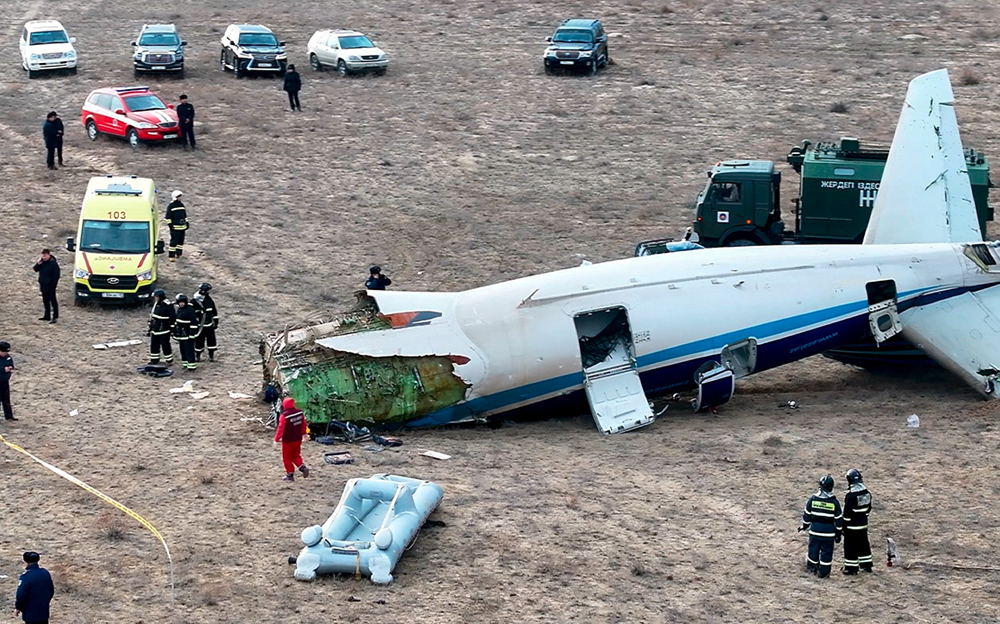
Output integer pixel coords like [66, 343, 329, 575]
[131, 24, 186, 77]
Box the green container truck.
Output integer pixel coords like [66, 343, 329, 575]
[690, 137, 993, 247]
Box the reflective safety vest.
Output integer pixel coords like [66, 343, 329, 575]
[843, 487, 872, 531]
[802, 493, 843, 539]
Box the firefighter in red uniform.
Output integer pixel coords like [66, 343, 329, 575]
[274, 397, 311, 481]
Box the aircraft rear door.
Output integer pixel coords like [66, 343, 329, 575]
[866, 280, 902, 343]
[574, 307, 654, 435]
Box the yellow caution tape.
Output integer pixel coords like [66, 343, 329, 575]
[0, 434, 174, 596]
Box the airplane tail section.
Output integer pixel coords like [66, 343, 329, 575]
[863, 69, 981, 245]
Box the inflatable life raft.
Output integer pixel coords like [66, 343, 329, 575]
[292, 474, 443, 584]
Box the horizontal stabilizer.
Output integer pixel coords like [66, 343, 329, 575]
[900, 287, 1000, 398]
[863, 69, 981, 245]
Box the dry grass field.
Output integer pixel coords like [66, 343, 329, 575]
[2, 0, 1000, 622]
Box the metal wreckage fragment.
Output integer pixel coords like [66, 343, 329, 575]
[260, 295, 469, 429]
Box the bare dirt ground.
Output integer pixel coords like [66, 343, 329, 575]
[2, 0, 1000, 622]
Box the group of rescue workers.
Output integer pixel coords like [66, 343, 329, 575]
[800, 469, 874, 578]
[147, 282, 220, 371]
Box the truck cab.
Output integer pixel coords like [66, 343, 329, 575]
[66, 176, 165, 304]
[691, 137, 993, 247]
[692, 160, 782, 246]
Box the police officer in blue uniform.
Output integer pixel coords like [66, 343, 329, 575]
[842, 468, 874, 574]
[799, 474, 843, 578]
[15, 551, 54, 624]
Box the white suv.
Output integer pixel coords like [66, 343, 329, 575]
[20, 20, 78, 78]
[307, 29, 388, 76]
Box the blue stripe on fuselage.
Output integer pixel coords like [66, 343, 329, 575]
[406, 285, 956, 427]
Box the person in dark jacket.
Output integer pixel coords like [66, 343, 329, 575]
[365, 265, 391, 290]
[799, 474, 843, 578]
[173, 294, 198, 371]
[177, 94, 196, 150]
[274, 397, 310, 481]
[193, 282, 219, 361]
[32, 249, 60, 323]
[283, 64, 302, 111]
[15, 551, 53, 624]
[842, 468, 874, 574]
[42, 111, 63, 170]
[166, 190, 188, 260]
[0, 341, 15, 421]
[148, 289, 175, 365]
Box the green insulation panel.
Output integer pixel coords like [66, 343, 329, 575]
[282, 354, 469, 428]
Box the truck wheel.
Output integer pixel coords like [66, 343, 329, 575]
[86, 119, 99, 141]
[126, 128, 140, 148]
[725, 237, 758, 247]
[590, 58, 599, 75]
[338, 60, 349, 77]
[310, 54, 322, 72]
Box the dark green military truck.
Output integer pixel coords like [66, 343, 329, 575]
[690, 137, 993, 247]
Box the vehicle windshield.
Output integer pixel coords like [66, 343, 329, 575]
[553, 29, 593, 43]
[338, 35, 374, 49]
[139, 32, 179, 46]
[123, 94, 166, 112]
[80, 220, 150, 254]
[29, 30, 69, 45]
[239, 33, 278, 47]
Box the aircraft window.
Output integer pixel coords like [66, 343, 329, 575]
[715, 182, 741, 203]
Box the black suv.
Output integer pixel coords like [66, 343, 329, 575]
[543, 19, 609, 75]
[220, 24, 287, 77]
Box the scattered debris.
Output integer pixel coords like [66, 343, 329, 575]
[93, 339, 143, 350]
[907, 414, 920, 428]
[363, 445, 386, 453]
[292, 475, 444, 584]
[421, 450, 451, 461]
[228, 391, 254, 399]
[69, 409, 79, 417]
[324, 451, 354, 465]
[170, 380, 195, 394]
[347, 596, 361, 602]
[779, 400, 798, 409]
[424, 519, 447, 528]
[898, 33, 929, 41]
[136, 365, 173, 378]
[887, 537, 900, 566]
[190, 392, 210, 400]
[372, 435, 402, 448]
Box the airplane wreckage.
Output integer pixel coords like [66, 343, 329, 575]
[262, 69, 1000, 435]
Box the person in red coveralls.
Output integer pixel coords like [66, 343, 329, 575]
[274, 397, 310, 481]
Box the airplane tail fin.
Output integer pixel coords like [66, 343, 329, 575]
[863, 69, 980, 245]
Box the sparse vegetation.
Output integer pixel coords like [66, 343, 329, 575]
[960, 69, 982, 86]
[96, 511, 127, 541]
[830, 101, 850, 113]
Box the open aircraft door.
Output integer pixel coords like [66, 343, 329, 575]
[867, 280, 902, 343]
[574, 307, 655, 435]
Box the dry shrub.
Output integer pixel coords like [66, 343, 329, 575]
[631, 561, 648, 576]
[829, 101, 849, 114]
[762, 433, 784, 447]
[659, 4, 674, 13]
[96, 510, 127, 541]
[199, 581, 228, 606]
[199, 473, 215, 485]
[960, 68, 981, 86]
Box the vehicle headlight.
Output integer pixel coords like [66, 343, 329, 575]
[545, 48, 558, 57]
[64, 50, 76, 58]
[137, 122, 156, 129]
[75, 268, 90, 279]
[578, 49, 593, 57]
[136, 270, 153, 281]
[30, 53, 42, 60]
[276, 53, 287, 60]
[347, 55, 360, 62]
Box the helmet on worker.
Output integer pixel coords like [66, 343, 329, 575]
[175, 293, 188, 304]
[845, 468, 863, 485]
[818, 474, 834, 493]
